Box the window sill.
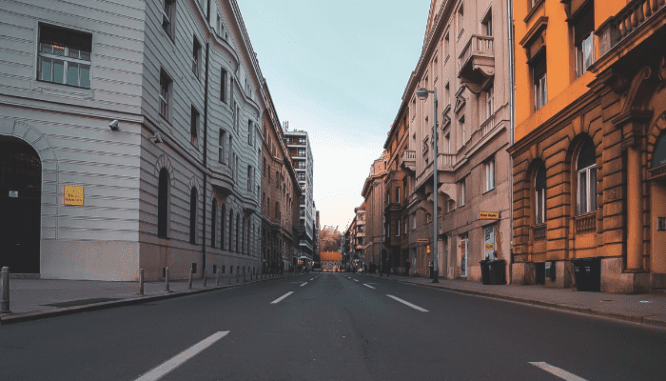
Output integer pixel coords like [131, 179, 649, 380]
[35, 79, 92, 99]
[524, 0, 545, 23]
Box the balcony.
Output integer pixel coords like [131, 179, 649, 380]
[400, 150, 416, 172]
[437, 153, 456, 171]
[597, 0, 666, 57]
[458, 35, 495, 91]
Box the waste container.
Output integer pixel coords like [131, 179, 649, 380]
[479, 260, 490, 285]
[572, 257, 601, 292]
[488, 259, 506, 285]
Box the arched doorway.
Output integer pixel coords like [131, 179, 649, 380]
[0, 137, 41, 273]
[650, 132, 666, 278]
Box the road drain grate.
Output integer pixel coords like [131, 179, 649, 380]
[42, 297, 121, 308]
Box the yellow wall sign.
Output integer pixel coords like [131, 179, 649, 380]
[416, 238, 429, 243]
[64, 185, 84, 206]
[485, 244, 495, 251]
[479, 212, 499, 220]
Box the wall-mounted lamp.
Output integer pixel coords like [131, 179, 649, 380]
[108, 120, 119, 131]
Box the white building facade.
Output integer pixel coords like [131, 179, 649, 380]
[0, 0, 266, 281]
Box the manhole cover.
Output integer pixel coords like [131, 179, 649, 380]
[42, 297, 120, 308]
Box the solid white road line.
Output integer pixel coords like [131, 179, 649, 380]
[529, 362, 588, 381]
[271, 291, 294, 304]
[135, 331, 229, 381]
[300, 282, 308, 287]
[386, 294, 429, 312]
[363, 284, 375, 289]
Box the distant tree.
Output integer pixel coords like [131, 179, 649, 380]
[319, 225, 342, 252]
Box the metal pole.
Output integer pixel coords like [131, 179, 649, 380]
[1, 266, 11, 313]
[203, 268, 208, 288]
[433, 86, 439, 283]
[165, 267, 171, 292]
[139, 268, 144, 296]
[188, 267, 193, 289]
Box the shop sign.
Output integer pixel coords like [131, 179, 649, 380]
[8, 190, 18, 198]
[485, 243, 494, 251]
[64, 185, 84, 206]
[416, 238, 429, 243]
[479, 211, 499, 220]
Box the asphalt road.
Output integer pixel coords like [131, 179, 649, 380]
[1, 272, 666, 380]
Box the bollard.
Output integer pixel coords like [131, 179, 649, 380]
[203, 269, 208, 288]
[165, 267, 170, 292]
[138, 268, 144, 296]
[1, 266, 11, 313]
[216, 269, 220, 286]
[188, 267, 193, 289]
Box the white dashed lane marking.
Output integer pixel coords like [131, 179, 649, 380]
[529, 362, 588, 381]
[363, 284, 375, 289]
[271, 291, 294, 304]
[135, 331, 229, 381]
[386, 294, 429, 312]
[300, 282, 308, 287]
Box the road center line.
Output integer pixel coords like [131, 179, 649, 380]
[135, 331, 229, 381]
[271, 291, 294, 304]
[529, 362, 588, 381]
[300, 282, 308, 287]
[363, 284, 375, 289]
[386, 294, 429, 312]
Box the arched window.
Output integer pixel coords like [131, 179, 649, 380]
[535, 162, 546, 225]
[189, 187, 198, 244]
[235, 212, 240, 252]
[157, 168, 169, 238]
[220, 203, 226, 250]
[577, 139, 597, 214]
[211, 198, 217, 248]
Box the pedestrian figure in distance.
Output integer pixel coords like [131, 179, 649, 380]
[428, 261, 434, 279]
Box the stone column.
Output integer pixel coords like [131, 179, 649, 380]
[626, 145, 644, 271]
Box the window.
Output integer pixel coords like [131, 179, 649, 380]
[221, 204, 226, 250]
[228, 136, 233, 166]
[235, 213, 240, 252]
[445, 82, 451, 106]
[535, 162, 546, 225]
[220, 68, 227, 103]
[216, 13, 225, 38]
[457, 3, 464, 39]
[190, 187, 198, 244]
[483, 10, 492, 36]
[211, 199, 217, 248]
[484, 158, 495, 191]
[459, 115, 466, 145]
[235, 154, 239, 184]
[248, 121, 253, 146]
[395, 187, 400, 203]
[218, 130, 225, 163]
[412, 214, 417, 230]
[38, 24, 91, 88]
[162, 0, 176, 39]
[395, 220, 401, 237]
[485, 85, 495, 119]
[190, 106, 199, 146]
[460, 178, 466, 206]
[533, 52, 547, 110]
[298, 148, 306, 157]
[235, 105, 240, 131]
[299, 137, 306, 144]
[404, 217, 408, 234]
[577, 139, 597, 214]
[157, 168, 169, 238]
[444, 32, 450, 60]
[573, 3, 595, 77]
[192, 37, 201, 78]
[275, 202, 279, 220]
[159, 69, 171, 119]
[297, 172, 305, 181]
[247, 165, 253, 192]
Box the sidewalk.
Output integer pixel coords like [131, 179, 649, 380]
[0, 273, 298, 325]
[362, 272, 666, 329]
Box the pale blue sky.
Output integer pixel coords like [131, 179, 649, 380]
[237, 1, 431, 231]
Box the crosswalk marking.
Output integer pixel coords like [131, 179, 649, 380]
[386, 294, 429, 312]
[135, 331, 229, 381]
[271, 291, 294, 304]
[529, 362, 588, 381]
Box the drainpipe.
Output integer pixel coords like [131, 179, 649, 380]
[507, 0, 515, 284]
[202, 42, 210, 273]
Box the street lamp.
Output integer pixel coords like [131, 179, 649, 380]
[417, 86, 439, 283]
[372, 181, 383, 277]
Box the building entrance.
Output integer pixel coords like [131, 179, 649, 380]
[0, 137, 41, 273]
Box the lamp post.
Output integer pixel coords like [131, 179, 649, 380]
[372, 181, 383, 277]
[416, 86, 439, 283]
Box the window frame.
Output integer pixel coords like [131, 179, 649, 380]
[460, 178, 466, 206]
[576, 140, 597, 215]
[38, 24, 92, 89]
[159, 69, 171, 120]
[218, 129, 226, 164]
[485, 158, 495, 192]
[535, 163, 547, 225]
[192, 36, 201, 78]
[190, 105, 200, 146]
[162, 0, 176, 40]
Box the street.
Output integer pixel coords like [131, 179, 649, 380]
[1, 273, 666, 381]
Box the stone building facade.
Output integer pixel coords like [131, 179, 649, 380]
[510, 0, 666, 293]
[0, 0, 279, 281]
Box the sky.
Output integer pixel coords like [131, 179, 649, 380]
[237, 1, 432, 232]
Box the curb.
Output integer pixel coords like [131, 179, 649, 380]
[0, 274, 298, 326]
[363, 274, 666, 329]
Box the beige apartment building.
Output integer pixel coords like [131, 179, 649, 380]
[362, 0, 513, 281]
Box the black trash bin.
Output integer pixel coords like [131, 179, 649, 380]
[488, 260, 506, 285]
[572, 257, 601, 292]
[479, 260, 490, 285]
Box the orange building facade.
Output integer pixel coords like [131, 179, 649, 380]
[510, 0, 666, 292]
